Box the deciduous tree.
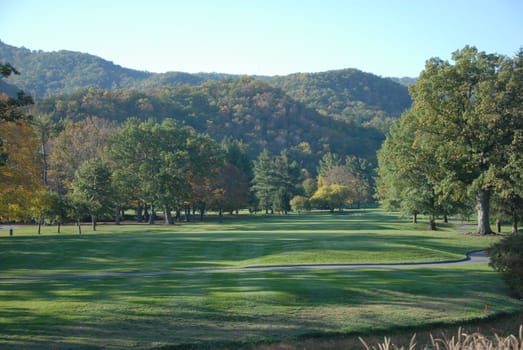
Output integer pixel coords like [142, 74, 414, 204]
[405, 46, 523, 234]
[1, 63, 33, 165]
[70, 159, 114, 231]
[48, 116, 117, 195]
[0, 120, 44, 222]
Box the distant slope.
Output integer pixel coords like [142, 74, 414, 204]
[0, 40, 153, 97]
[264, 69, 412, 129]
[388, 76, 418, 86]
[0, 40, 237, 97]
[0, 77, 20, 97]
[36, 78, 385, 166]
[1, 40, 416, 172]
[0, 41, 412, 122]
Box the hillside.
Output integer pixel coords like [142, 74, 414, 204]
[0, 41, 151, 96]
[1, 40, 412, 172]
[265, 69, 412, 130]
[0, 40, 411, 125]
[36, 78, 385, 167]
[0, 40, 240, 97]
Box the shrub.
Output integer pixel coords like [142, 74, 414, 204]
[488, 233, 523, 297]
[290, 195, 311, 212]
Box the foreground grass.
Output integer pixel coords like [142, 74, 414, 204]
[0, 210, 520, 349]
[261, 313, 523, 350]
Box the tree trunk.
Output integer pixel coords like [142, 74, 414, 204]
[512, 213, 519, 234]
[412, 212, 418, 224]
[144, 206, 149, 223]
[115, 206, 121, 225]
[148, 204, 155, 224]
[57, 223, 61, 234]
[77, 220, 82, 234]
[476, 189, 493, 234]
[136, 204, 143, 222]
[92, 216, 97, 231]
[41, 137, 48, 187]
[428, 217, 436, 231]
[37, 220, 42, 235]
[496, 219, 502, 233]
[164, 206, 173, 224]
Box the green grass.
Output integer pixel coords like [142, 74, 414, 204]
[0, 210, 520, 349]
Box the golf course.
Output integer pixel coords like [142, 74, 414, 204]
[0, 210, 521, 349]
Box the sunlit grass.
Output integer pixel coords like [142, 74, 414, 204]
[0, 210, 518, 349]
[0, 210, 500, 278]
[0, 265, 518, 349]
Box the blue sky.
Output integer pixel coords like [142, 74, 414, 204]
[1, 0, 522, 77]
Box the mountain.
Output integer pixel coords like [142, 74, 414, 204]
[388, 77, 418, 86]
[1, 40, 412, 171]
[264, 69, 412, 130]
[0, 40, 244, 97]
[37, 77, 385, 167]
[0, 77, 19, 97]
[0, 40, 152, 97]
[0, 41, 412, 122]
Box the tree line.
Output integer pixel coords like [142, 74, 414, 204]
[1, 67, 376, 230]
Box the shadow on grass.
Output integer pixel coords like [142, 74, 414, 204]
[0, 265, 520, 349]
[0, 210, 505, 349]
[0, 228, 469, 280]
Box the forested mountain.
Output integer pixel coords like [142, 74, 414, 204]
[0, 40, 239, 97]
[0, 40, 152, 96]
[265, 69, 412, 130]
[36, 78, 384, 169]
[388, 77, 418, 86]
[0, 78, 19, 97]
[1, 40, 411, 173]
[0, 40, 411, 126]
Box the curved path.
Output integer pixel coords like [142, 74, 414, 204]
[0, 250, 489, 282]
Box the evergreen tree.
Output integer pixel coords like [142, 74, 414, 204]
[252, 150, 300, 214]
[252, 150, 276, 213]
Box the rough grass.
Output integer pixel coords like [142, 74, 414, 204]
[359, 325, 523, 350]
[0, 210, 520, 349]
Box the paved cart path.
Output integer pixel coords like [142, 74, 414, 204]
[0, 250, 490, 282]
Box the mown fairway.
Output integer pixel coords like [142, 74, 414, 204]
[0, 210, 520, 349]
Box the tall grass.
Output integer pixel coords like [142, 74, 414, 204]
[359, 326, 523, 350]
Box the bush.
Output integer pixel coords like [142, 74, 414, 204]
[488, 233, 523, 297]
[290, 195, 311, 212]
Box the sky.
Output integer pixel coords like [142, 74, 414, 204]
[1, 0, 522, 77]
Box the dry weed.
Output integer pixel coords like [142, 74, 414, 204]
[359, 325, 523, 350]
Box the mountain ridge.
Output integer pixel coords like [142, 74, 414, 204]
[0, 39, 414, 99]
[0, 40, 413, 173]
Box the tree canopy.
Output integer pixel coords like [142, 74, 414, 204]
[377, 46, 523, 233]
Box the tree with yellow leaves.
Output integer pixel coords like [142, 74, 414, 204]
[0, 120, 46, 222]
